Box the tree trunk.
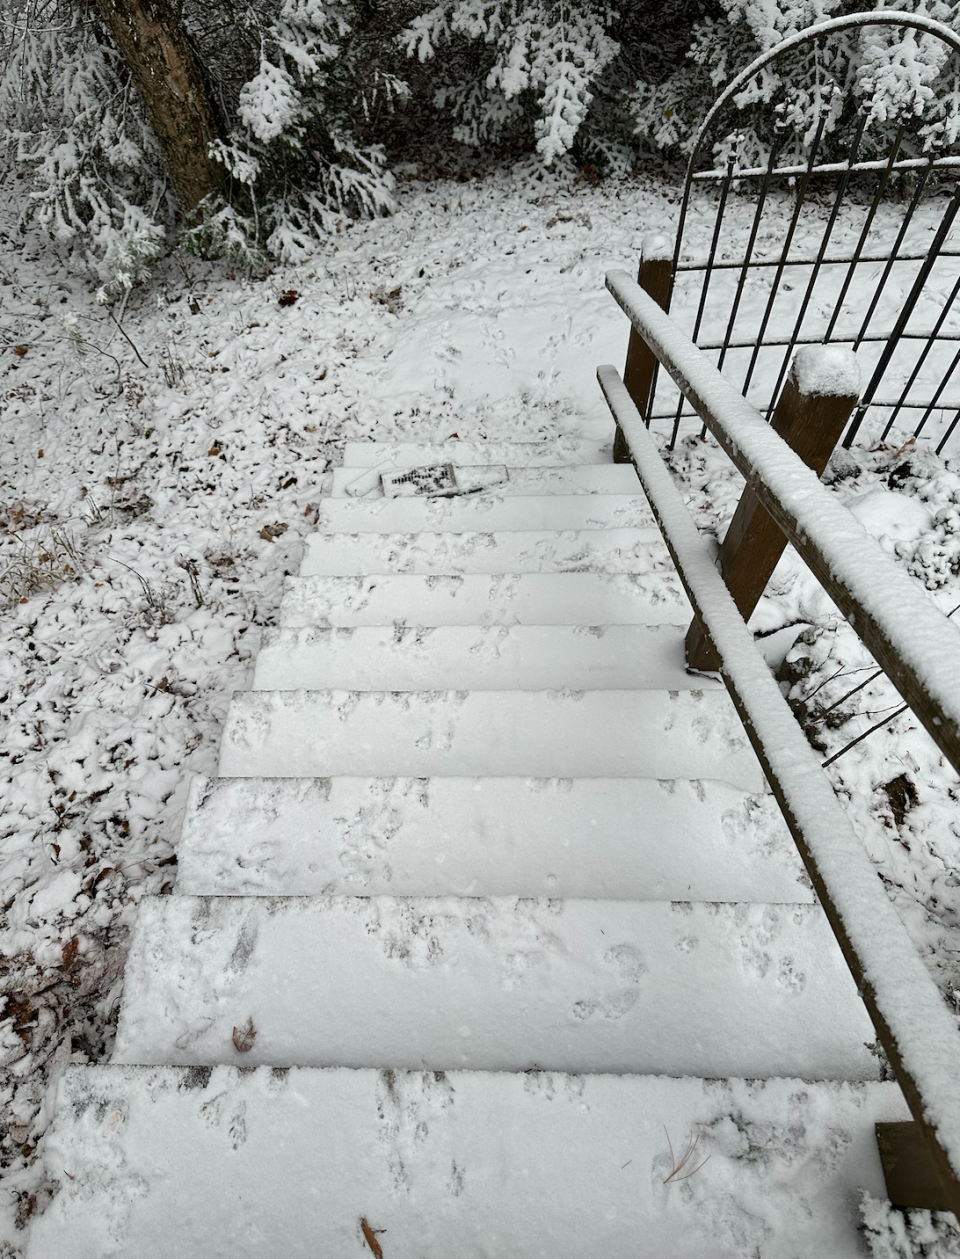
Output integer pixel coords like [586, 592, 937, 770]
[90, 0, 226, 215]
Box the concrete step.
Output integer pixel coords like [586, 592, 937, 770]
[27, 1064, 910, 1259]
[331, 463, 639, 497]
[217, 689, 765, 787]
[315, 494, 654, 534]
[176, 775, 811, 901]
[342, 439, 613, 467]
[252, 624, 715, 691]
[280, 572, 691, 627]
[112, 895, 877, 1079]
[299, 529, 671, 577]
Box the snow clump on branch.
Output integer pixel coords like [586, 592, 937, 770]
[401, 2, 619, 165]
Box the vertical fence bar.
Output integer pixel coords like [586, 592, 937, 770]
[689, 154, 737, 347]
[685, 347, 860, 671]
[764, 114, 868, 415]
[851, 162, 936, 353]
[882, 271, 960, 440]
[741, 110, 831, 402]
[845, 178, 960, 447]
[670, 155, 738, 449]
[936, 402, 960, 454]
[824, 124, 907, 343]
[917, 342, 960, 440]
[716, 143, 781, 376]
[616, 234, 674, 461]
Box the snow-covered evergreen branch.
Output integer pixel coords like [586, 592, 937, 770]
[402, 1, 619, 163]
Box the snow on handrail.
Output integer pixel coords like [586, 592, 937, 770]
[606, 268, 960, 779]
[598, 360, 960, 1212]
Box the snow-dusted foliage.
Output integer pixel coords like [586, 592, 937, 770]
[0, 0, 402, 283]
[402, 2, 620, 164]
[857, 10, 960, 150]
[192, 0, 402, 264]
[0, 6, 168, 297]
[399, 0, 960, 176]
[628, 0, 960, 166]
[6, 0, 960, 283]
[860, 1189, 960, 1257]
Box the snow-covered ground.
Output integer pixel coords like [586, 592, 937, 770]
[1, 161, 960, 1253]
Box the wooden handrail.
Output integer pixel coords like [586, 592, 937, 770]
[606, 267, 960, 779]
[598, 361, 960, 1215]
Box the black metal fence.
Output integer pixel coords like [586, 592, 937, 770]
[646, 12, 960, 455]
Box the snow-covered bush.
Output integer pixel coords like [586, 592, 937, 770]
[628, 0, 960, 167]
[6, 0, 960, 285]
[0, 0, 404, 283]
[860, 1190, 960, 1258]
[188, 0, 404, 264]
[0, 6, 169, 297]
[401, 1, 622, 165]
[398, 0, 960, 178]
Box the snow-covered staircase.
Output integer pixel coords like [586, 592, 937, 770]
[27, 440, 909, 1258]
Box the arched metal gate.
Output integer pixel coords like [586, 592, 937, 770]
[644, 12, 960, 455]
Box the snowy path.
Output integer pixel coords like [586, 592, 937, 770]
[26, 438, 908, 1258]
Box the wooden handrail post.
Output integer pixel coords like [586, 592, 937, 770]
[614, 233, 673, 463]
[685, 346, 860, 671]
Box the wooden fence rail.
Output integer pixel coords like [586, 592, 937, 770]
[600, 271, 960, 1213]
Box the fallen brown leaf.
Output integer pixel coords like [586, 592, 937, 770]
[232, 1017, 256, 1053]
[15, 1192, 37, 1228]
[4, 994, 34, 1043]
[370, 285, 403, 314]
[62, 937, 79, 969]
[258, 522, 288, 542]
[360, 1217, 384, 1258]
